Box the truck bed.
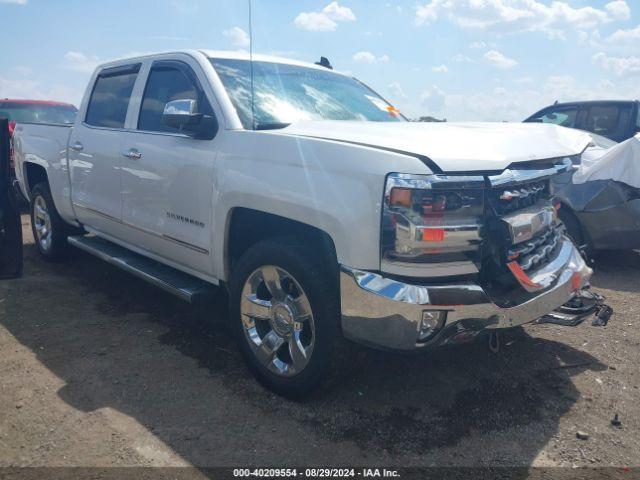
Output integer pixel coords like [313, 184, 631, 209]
[13, 122, 74, 218]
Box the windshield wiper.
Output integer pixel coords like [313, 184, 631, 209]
[255, 122, 291, 131]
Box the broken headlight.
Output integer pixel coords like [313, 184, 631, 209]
[381, 173, 485, 277]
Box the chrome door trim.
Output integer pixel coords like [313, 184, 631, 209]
[73, 202, 120, 222]
[161, 233, 210, 255]
[73, 203, 209, 255]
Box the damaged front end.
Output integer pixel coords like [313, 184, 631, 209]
[341, 156, 610, 351]
[539, 289, 613, 327]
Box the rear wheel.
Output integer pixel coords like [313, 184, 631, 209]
[229, 238, 339, 398]
[29, 183, 71, 261]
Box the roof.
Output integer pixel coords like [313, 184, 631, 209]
[544, 100, 639, 108]
[0, 99, 77, 108]
[200, 50, 348, 75]
[95, 49, 350, 77]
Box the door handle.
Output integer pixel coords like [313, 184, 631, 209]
[122, 148, 142, 160]
[69, 141, 83, 152]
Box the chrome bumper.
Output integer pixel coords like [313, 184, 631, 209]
[340, 237, 592, 351]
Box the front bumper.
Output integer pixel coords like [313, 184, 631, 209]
[340, 237, 592, 351]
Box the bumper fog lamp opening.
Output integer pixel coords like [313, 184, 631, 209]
[418, 310, 446, 342]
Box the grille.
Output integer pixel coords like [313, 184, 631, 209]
[482, 178, 560, 291]
[507, 226, 561, 272]
[487, 180, 549, 216]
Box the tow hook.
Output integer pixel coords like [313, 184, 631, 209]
[539, 289, 613, 327]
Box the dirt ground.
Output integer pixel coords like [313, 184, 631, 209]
[1, 215, 639, 471]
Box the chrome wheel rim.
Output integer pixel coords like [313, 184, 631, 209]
[240, 265, 315, 377]
[33, 195, 52, 252]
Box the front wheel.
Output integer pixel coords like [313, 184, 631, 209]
[229, 239, 340, 398]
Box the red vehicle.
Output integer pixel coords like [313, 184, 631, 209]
[0, 99, 77, 134]
[0, 99, 77, 202]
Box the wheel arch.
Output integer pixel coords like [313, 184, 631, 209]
[558, 202, 590, 246]
[223, 207, 339, 282]
[23, 162, 49, 200]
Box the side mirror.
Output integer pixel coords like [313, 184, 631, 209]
[162, 99, 203, 130]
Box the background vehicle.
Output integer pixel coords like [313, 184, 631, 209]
[525, 100, 640, 143]
[0, 99, 77, 128]
[0, 118, 22, 278]
[0, 99, 77, 205]
[553, 133, 640, 253]
[13, 50, 595, 397]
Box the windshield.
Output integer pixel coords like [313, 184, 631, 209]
[210, 58, 404, 129]
[0, 102, 77, 125]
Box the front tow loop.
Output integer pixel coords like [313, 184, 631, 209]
[539, 288, 613, 327]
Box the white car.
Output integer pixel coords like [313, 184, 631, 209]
[14, 50, 594, 397]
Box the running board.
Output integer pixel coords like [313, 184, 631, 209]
[67, 235, 215, 304]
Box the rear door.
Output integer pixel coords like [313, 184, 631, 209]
[69, 64, 141, 233]
[118, 56, 221, 275]
[582, 103, 634, 142]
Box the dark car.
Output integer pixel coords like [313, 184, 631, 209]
[0, 118, 22, 278]
[524, 100, 640, 143]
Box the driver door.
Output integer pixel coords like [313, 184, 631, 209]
[118, 57, 220, 275]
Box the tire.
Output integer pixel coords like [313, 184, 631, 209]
[559, 208, 591, 254]
[29, 182, 71, 261]
[228, 238, 340, 399]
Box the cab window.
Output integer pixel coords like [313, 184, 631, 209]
[585, 104, 633, 140]
[85, 64, 140, 129]
[533, 107, 578, 128]
[138, 62, 214, 134]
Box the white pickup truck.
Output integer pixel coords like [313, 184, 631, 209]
[14, 50, 595, 397]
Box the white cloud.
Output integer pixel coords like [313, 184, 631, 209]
[415, 0, 630, 39]
[411, 73, 635, 122]
[295, 12, 337, 31]
[452, 54, 474, 63]
[469, 41, 486, 49]
[607, 24, 640, 44]
[388, 81, 407, 99]
[605, 0, 631, 21]
[598, 79, 615, 90]
[322, 1, 356, 22]
[170, 0, 198, 14]
[223, 26, 250, 48]
[484, 50, 518, 69]
[432, 64, 449, 73]
[0, 75, 78, 105]
[11, 66, 32, 76]
[420, 85, 447, 112]
[593, 52, 640, 76]
[0, 0, 27, 4]
[352, 51, 390, 63]
[295, 2, 355, 32]
[352, 51, 375, 63]
[64, 51, 101, 74]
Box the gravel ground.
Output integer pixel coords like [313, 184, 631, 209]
[0, 215, 639, 470]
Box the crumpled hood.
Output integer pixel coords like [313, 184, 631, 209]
[280, 121, 592, 172]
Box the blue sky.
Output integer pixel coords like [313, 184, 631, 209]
[0, 0, 639, 121]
